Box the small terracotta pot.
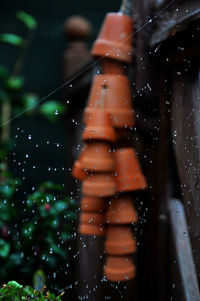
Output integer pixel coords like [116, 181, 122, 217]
[80, 212, 105, 224]
[81, 142, 114, 172]
[81, 195, 106, 212]
[72, 159, 86, 181]
[105, 226, 137, 255]
[104, 255, 136, 282]
[106, 195, 138, 224]
[71, 144, 88, 181]
[82, 110, 116, 143]
[84, 74, 135, 128]
[79, 223, 105, 236]
[114, 148, 147, 192]
[82, 173, 117, 197]
[101, 58, 125, 75]
[79, 212, 106, 236]
[91, 13, 133, 63]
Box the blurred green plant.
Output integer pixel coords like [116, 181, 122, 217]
[0, 10, 66, 155]
[0, 281, 64, 300]
[0, 173, 77, 287]
[0, 12, 75, 290]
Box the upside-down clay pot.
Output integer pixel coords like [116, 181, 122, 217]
[79, 212, 106, 236]
[91, 13, 133, 63]
[81, 142, 114, 172]
[114, 148, 147, 192]
[106, 195, 138, 224]
[101, 58, 125, 75]
[82, 110, 116, 143]
[79, 223, 105, 236]
[82, 173, 117, 197]
[81, 195, 106, 212]
[105, 226, 137, 255]
[84, 74, 135, 128]
[71, 144, 88, 181]
[104, 256, 136, 282]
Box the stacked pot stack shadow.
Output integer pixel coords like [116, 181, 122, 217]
[72, 10, 147, 282]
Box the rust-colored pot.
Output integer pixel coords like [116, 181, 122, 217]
[114, 148, 147, 192]
[91, 13, 133, 63]
[71, 144, 88, 181]
[101, 58, 125, 75]
[79, 212, 106, 236]
[106, 195, 138, 224]
[80, 212, 105, 224]
[82, 173, 117, 197]
[105, 226, 137, 255]
[72, 159, 86, 181]
[81, 195, 106, 212]
[82, 110, 116, 143]
[81, 142, 114, 172]
[104, 255, 136, 282]
[79, 223, 105, 236]
[84, 74, 135, 128]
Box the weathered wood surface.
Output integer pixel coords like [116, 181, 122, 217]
[171, 68, 200, 281]
[168, 198, 200, 301]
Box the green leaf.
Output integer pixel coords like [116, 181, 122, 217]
[39, 181, 64, 192]
[0, 239, 10, 258]
[6, 281, 22, 290]
[39, 101, 66, 122]
[5, 76, 24, 91]
[22, 93, 38, 112]
[16, 11, 37, 30]
[0, 33, 24, 46]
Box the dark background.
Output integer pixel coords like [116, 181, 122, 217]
[0, 0, 121, 195]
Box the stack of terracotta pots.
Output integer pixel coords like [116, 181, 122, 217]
[72, 8, 147, 282]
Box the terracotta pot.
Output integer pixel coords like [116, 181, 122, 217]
[79, 223, 105, 236]
[82, 173, 117, 197]
[81, 142, 114, 172]
[106, 195, 138, 224]
[104, 256, 136, 282]
[114, 148, 147, 192]
[81, 195, 106, 212]
[82, 110, 116, 143]
[105, 226, 137, 255]
[79, 212, 106, 236]
[101, 58, 125, 75]
[72, 159, 86, 181]
[80, 212, 105, 224]
[84, 74, 135, 128]
[71, 145, 88, 181]
[91, 13, 133, 63]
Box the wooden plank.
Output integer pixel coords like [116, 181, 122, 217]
[168, 198, 200, 300]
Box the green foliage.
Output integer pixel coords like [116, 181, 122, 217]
[0, 177, 77, 288]
[16, 11, 37, 30]
[39, 101, 66, 122]
[0, 34, 24, 46]
[0, 281, 64, 300]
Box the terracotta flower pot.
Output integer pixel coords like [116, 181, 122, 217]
[80, 212, 105, 224]
[72, 159, 86, 181]
[71, 144, 88, 181]
[101, 58, 125, 75]
[91, 13, 133, 63]
[79, 212, 106, 236]
[81, 195, 106, 212]
[81, 142, 114, 172]
[105, 226, 137, 255]
[106, 195, 138, 224]
[82, 173, 117, 197]
[82, 110, 116, 143]
[84, 74, 135, 128]
[79, 223, 105, 236]
[114, 148, 147, 192]
[104, 255, 136, 282]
